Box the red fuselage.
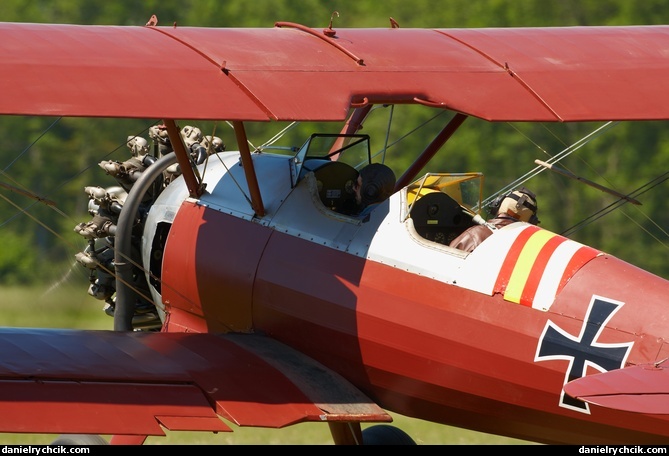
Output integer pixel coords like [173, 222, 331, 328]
[159, 198, 669, 445]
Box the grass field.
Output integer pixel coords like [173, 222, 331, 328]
[0, 284, 534, 445]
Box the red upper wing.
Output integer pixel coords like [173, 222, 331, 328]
[1, 22, 669, 121]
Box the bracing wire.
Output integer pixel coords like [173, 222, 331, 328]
[482, 121, 617, 210]
[488, 120, 669, 254]
[561, 170, 669, 238]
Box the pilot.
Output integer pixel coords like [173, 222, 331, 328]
[353, 163, 397, 218]
[449, 187, 539, 253]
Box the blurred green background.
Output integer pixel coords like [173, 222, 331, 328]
[0, 0, 666, 445]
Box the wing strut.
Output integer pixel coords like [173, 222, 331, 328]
[329, 422, 363, 445]
[395, 113, 468, 189]
[339, 105, 374, 136]
[164, 119, 205, 198]
[329, 105, 374, 161]
[233, 121, 265, 217]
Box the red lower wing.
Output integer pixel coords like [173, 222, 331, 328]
[0, 328, 389, 435]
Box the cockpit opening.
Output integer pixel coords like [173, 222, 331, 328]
[405, 173, 484, 246]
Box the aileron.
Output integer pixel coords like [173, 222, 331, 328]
[0, 328, 389, 435]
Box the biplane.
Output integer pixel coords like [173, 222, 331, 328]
[1, 15, 669, 445]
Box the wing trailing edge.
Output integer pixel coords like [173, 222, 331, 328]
[0, 328, 390, 436]
[564, 362, 669, 414]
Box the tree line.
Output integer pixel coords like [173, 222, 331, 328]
[1, 0, 668, 284]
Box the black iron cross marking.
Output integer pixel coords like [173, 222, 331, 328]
[535, 295, 633, 413]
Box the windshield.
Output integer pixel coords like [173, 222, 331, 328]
[406, 173, 484, 218]
[293, 134, 371, 186]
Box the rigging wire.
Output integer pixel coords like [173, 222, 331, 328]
[257, 121, 299, 151]
[207, 120, 301, 209]
[0, 120, 157, 229]
[483, 121, 617, 209]
[370, 107, 450, 163]
[2, 117, 304, 328]
[0, 118, 69, 221]
[1, 119, 160, 307]
[561, 170, 669, 239]
[492, 120, 669, 254]
[9, 108, 669, 319]
[2, 117, 61, 171]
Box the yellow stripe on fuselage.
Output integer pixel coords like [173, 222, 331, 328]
[504, 230, 556, 303]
